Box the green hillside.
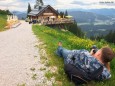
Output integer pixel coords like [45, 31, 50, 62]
[33, 25, 115, 86]
[0, 9, 10, 31]
[0, 14, 7, 31]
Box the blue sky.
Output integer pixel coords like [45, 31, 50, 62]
[0, 0, 115, 11]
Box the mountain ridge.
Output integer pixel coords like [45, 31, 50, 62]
[12, 8, 115, 20]
[68, 11, 112, 23]
[67, 8, 115, 16]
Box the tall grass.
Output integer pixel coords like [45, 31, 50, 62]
[33, 25, 115, 86]
[0, 14, 7, 31]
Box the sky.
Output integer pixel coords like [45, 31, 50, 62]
[0, 0, 115, 11]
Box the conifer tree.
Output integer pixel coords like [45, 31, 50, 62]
[6, 10, 12, 15]
[66, 22, 84, 38]
[105, 30, 115, 43]
[40, 0, 44, 5]
[65, 10, 68, 16]
[27, 3, 31, 14]
[60, 12, 64, 18]
[0, 10, 12, 15]
[27, 3, 31, 17]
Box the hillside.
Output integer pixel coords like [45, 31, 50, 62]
[0, 14, 7, 31]
[69, 11, 111, 23]
[68, 8, 115, 16]
[0, 10, 11, 31]
[33, 25, 115, 86]
[87, 9, 115, 16]
[68, 11, 115, 37]
[11, 10, 115, 37]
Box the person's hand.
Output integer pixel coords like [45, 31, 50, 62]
[90, 49, 95, 55]
[58, 42, 62, 46]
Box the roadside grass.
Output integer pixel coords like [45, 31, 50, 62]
[0, 14, 7, 31]
[31, 74, 37, 80]
[33, 25, 115, 86]
[17, 83, 26, 86]
[30, 67, 35, 71]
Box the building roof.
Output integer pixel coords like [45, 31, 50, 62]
[28, 5, 58, 16]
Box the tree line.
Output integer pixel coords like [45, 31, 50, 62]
[0, 9, 12, 15]
[90, 30, 115, 44]
[57, 10, 68, 18]
[64, 22, 84, 38]
[57, 10, 85, 38]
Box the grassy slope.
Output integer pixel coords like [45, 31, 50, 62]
[33, 25, 115, 86]
[0, 14, 7, 31]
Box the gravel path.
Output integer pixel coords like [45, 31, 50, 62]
[0, 21, 50, 86]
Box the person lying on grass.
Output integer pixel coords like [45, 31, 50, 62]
[56, 42, 115, 85]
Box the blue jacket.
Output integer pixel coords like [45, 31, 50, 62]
[65, 49, 111, 80]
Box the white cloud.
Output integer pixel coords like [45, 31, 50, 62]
[57, 0, 74, 4]
[54, 0, 115, 9]
[0, 0, 34, 11]
[0, 0, 115, 11]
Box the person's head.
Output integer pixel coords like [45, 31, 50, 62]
[101, 47, 115, 63]
[94, 46, 115, 64]
[93, 47, 115, 71]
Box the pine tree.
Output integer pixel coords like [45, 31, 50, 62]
[60, 12, 64, 18]
[104, 30, 115, 44]
[27, 3, 31, 17]
[27, 3, 31, 14]
[66, 23, 84, 38]
[113, 31, 115, 43]
[105, 30, 112, 42]
[6, 10, 12, 15]
[40, 0, 44, 5]
[65, 10, 68, 16]
[0, 10, 12, 15]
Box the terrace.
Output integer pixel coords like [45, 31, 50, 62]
[42, 18, 75, 25]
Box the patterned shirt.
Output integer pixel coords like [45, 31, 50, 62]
[65, 49, 111, 80]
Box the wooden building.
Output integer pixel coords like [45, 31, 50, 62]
[28, 0, 74, 25]
[28, 5, 58, 22]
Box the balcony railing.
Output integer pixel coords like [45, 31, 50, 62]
[42, 18, 75, 25]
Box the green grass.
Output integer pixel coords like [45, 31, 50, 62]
[33, 25, 115, 86]
[31, 74, 37, 80]
[45, 70, 56, 80]
[30, 67, 35, 71]
[17, 83, 26, 86]
[40, 67, 46, 71]
[0, 14, 7, 31]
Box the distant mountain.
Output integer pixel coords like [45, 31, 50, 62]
[68, 10, 115, 37]
[12, 8, 115, 20]
[11, 11, 27, 20]
[68, 8, 115, 16]
[68, 11, 111, 23]
[87, 9, 115, 16]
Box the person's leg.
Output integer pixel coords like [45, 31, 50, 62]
[56, 42, 75, 64]
[56, 46, 75, 64]
[56, 46, 73, 59]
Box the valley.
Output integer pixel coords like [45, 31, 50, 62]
[68, 10, 115, 37]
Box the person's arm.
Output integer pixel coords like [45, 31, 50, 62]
[104, 62, 110, 72]
[101, 67, 111, 80]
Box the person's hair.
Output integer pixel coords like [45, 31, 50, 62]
[101, 47, 115, 71]
[101, 47, 115, 63]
